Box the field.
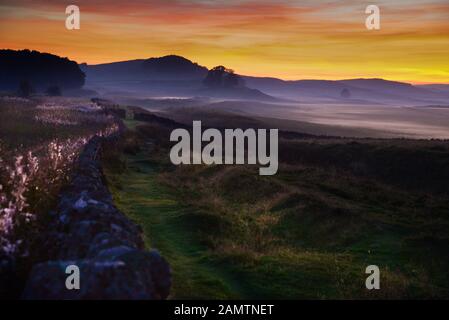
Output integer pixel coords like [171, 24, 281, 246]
[2, 0, 449, 302]
[1, 95, 449, 299]
[115, 97, 449, 139]
[0, 96, 119, 296]
[102, 112, 449, 299]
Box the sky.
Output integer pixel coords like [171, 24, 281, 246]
[0, 0, 448, 83]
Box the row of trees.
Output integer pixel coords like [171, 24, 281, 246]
[0, 49, 85, 92]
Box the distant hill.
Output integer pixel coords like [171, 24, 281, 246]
[79, 59, 145, 82]
[80, 54, 449, 104]
[417, 84, 449, 94]
[0, 49, 85, 92]
[142, 55, 208, 78]
[81, 55, 280, 101]
[80, 55, 208, 82]
[339, 78, 436, 98]
[243, 76, 449, 105]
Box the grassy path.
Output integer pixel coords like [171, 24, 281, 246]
[106, 152, 250, 299]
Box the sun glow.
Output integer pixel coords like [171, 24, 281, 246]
[1, 0, 448, 83]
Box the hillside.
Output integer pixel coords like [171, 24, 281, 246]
[81, 55, 449, 105]
[81, 55, 277, 101]
[243, 77, 449, 105]
[0, 49, 85, 92]
[100, 106, 449, 299]
[80, 55, 208, 82]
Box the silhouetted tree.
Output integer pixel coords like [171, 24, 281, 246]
[223, 71, 244, 88]
[203, 66, 243, 88]
[341, 88, 351, 98]
[203, 66, 226, 88]
[45, 85, 62, 96]
[17, 80, 34, 97]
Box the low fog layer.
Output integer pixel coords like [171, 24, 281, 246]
[79, 55, 449, 139]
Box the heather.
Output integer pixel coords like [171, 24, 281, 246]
[0, 96, 119, 260]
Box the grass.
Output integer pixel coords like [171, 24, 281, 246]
[122, 119, 146, 131]
[104, 149, 366, 299]
[104, 151, 250, 299]
[0, 97, 108, 150]
[101, 118, 449, 299]
[1, 98, 446, 299]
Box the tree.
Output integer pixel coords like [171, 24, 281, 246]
[203, 66, 226, 88]
[341, 88, 351, 98]
[17, 80, 34, 97]
[0, 49, 85, 92]
[45, 85, 62, 96]
[203, 66, 243, 88]
[223, 72, 243, 88]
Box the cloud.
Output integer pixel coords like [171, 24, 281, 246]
[1, 0, 448, 83]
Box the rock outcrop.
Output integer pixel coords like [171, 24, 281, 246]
[22, 136, 171, 299]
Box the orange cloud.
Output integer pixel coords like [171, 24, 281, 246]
[1, 0, 448, 83]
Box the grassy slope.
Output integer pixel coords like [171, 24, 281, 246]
[103, 120, 449, 299]
[105, 151, 250, 299]
[105, 151, 365, 299]
[0, 98, 106, 149]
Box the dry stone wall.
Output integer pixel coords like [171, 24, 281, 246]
[22, 135, 171, 299]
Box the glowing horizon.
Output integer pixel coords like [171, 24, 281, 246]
[1, 0, 448, 84]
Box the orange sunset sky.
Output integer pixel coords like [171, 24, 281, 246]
[0, 0, 448, 83]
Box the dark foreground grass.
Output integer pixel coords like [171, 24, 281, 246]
[104, 151, 249, 299]
[0, 98, 106, 150]
[104, 150, 364, 299]
[102, 120, 449, 299]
